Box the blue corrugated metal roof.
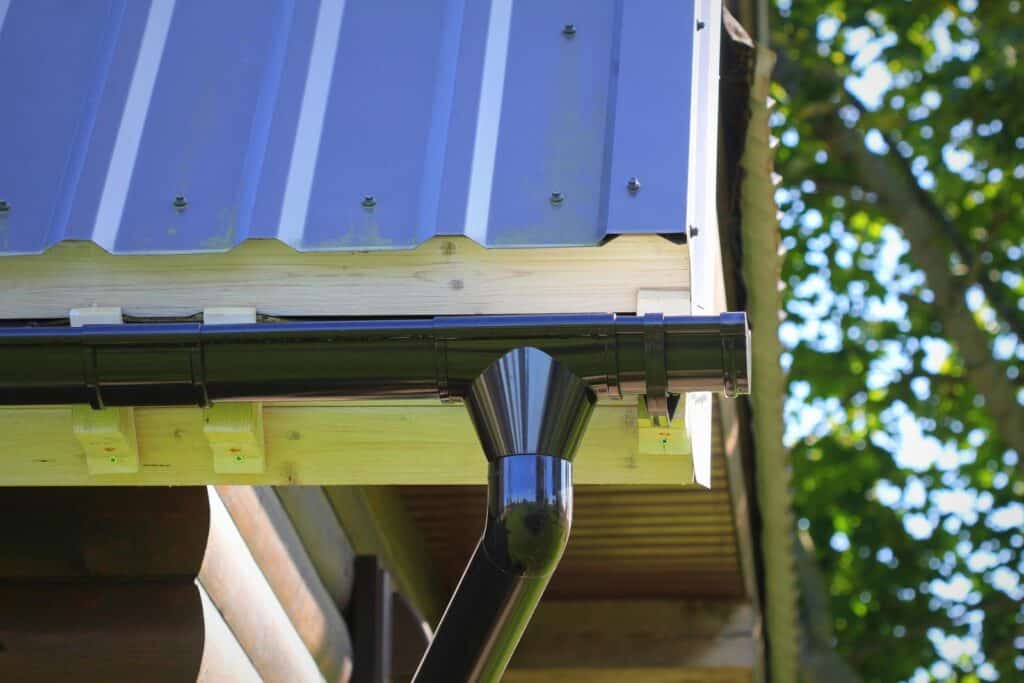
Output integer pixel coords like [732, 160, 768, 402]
[0, 0, 705, 254]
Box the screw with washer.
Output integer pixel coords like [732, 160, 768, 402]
[626, 177, 641, 194]
[689, 225, 700, 238]
[172, 195, 188, 211]
[549, 192, 565, 206]
[562, 24, 577, 37]
[696, 20, 705, 31]
[361, 195, 377, 209]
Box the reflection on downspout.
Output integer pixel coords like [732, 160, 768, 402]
[412, 347, 595, 682]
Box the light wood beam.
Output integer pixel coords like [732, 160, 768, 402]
[276, 486, 357, 608]
[0, 236, 688, 318]
[0, 402, 695, 486]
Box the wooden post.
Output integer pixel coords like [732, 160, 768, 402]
[276, 486, 357, 608]
[217, 485, 354, 682]
[199, 487, 324, 682]
[196, 584, 261, 683]
[350, 556, 393, 683]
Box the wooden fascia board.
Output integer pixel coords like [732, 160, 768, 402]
[740, 45, 800, 683]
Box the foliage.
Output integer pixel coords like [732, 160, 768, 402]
[768, 1, 1023, 681]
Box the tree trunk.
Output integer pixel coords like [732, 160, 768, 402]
[795, 532, 864, 683]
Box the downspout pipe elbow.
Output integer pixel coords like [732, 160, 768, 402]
[480, 455, 572, 579]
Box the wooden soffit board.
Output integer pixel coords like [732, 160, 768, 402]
[503, 668, 752, 683]
[505, 599, 755, 683]
[400, 405, 747, 602]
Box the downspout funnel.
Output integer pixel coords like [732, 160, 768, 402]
[412, 347, 595, 683]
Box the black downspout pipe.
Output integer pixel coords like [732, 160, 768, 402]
[413, 347, 594, 682]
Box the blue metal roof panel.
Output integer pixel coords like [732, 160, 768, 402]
[0, 0, 706, 254]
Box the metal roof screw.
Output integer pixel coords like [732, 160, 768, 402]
[696, 20, 705, 31]
[361, 194, 377, 209]
[689, 225, 700, 238]
[626, 177, 641, 195]
[562, 24, 577, 38]
[549, 191, 565, 206]
[172, 195, 188, 211]
[0, 200, 10, 214]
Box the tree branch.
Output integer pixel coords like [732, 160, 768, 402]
[774, 54, 1024, 466]
[778, 54, 1024, 344]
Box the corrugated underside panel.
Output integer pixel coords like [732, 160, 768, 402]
[0, 0, 705, 254]
[400, 403, 745, 600]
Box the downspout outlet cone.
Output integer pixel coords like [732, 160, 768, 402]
[464, 346, 597, 463]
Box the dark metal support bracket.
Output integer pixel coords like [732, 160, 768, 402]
[643, 312, 670, 417]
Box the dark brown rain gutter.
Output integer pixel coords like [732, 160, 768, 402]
[0, 312, 751, 681]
